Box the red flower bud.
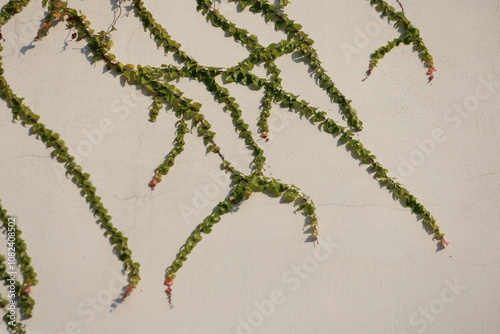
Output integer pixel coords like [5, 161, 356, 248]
[149, 179, 159, 190]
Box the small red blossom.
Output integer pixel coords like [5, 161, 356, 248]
[164, 278, 174, 286]
[149, 179, 159, 190]
[441, 238, 449, 247]
[24, 287, 31, 294]
[428, 75, 434, 83]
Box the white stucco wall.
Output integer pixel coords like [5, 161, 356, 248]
[0, 0, 499, 333]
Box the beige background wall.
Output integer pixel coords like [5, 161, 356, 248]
[0, 0, 499, 333]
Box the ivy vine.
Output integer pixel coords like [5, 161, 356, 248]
[0, 0, 446, 331]
[364, 0, 436, 81]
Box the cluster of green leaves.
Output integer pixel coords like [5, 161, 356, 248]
[366, 0, 435, 79]
[34, 0, 68, 40]
[134, 0, 195, 65]
[153, 120, 188, 183]
[258, 89, 273, 133]
[0, 0, 29, 27]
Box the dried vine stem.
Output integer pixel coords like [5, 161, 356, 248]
[396, 0, 404, 12]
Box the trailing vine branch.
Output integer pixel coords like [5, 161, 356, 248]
[149, 120, 188, 190]
[364, 0, 436, 81]
[108, 0, 123, 33]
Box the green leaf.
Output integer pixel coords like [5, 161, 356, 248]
[240, 0, 251, 9]
[193, 231, 202, 242]
[248, 181, 263, 192]
[186, 110, 197, 120]
[206, 144, 216, 153]
[303, 204, 315, 215]
[282, 191, 298, 203]
[191, 102, 202, 111]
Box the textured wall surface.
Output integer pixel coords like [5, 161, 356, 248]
[0, 0, 499, 333]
